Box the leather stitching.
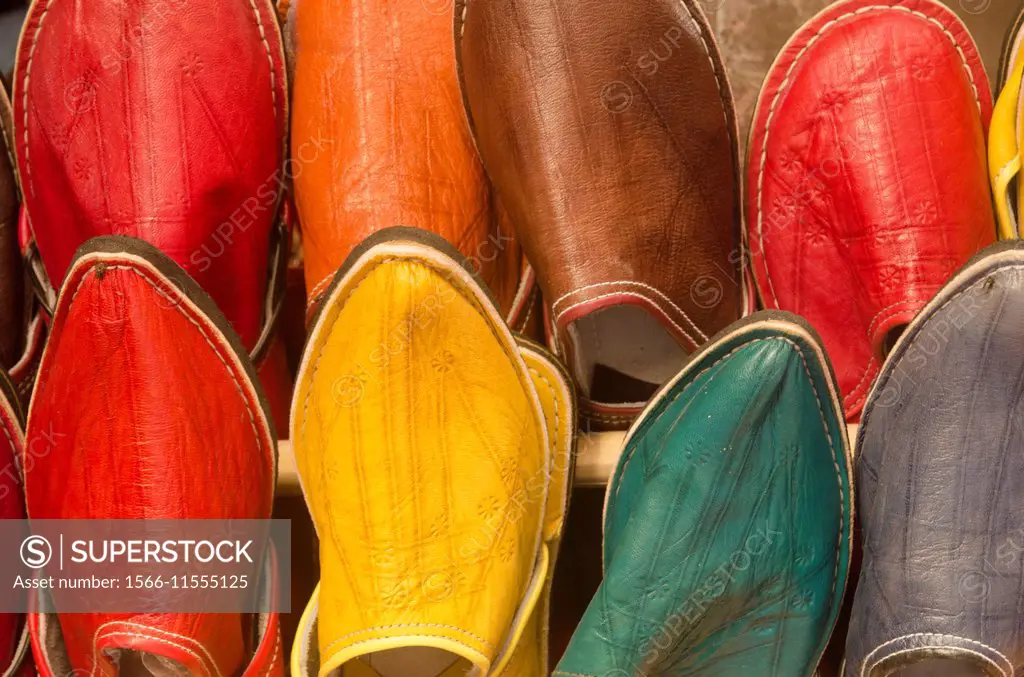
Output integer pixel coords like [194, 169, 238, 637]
[611, 336, 847, 628]
[680, 0, 731, 152]
[863, 264, 1024, 385]
[527, 362, 569, 542]
[867, 298, 929, 338]
[92, 627, 220, 677]
[755, 5, 984, 310]
[851, 284, 970, 407]
[527, 367, 560, 461]
[91, 618, 229, 676]
[320, 625, 493, 654]
[843, 356, 877, 413]
[308, 274, 333, 306]
[551, 281, 706, 344]
[583, 407, 636, 425]
[585, 412, 634, 423]
[67, 264, 266, 467]
[244, 0, 279, 124]
[861, 633, 1012, 677]
[260, 629, 280, 677]
[19, 0, 54, 199]
[556, 291, 700, 349]
[870, 647, 1005, 676]
[517, 288, 536, 332]
[507, 267, 536, 327]
[846, 295, 933, 408]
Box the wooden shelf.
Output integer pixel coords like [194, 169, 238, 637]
[276, 424, 859, 495]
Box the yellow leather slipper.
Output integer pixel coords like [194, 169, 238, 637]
[290, 227, 575, 677]
[990, 4, 1024, 239]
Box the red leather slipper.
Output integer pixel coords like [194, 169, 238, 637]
[24, 237, 281, 677]
[746, 0, 996, 421]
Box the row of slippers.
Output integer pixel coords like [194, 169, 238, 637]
[1, 0, 1019, 432]
[6, 227, 1020, 675]
[291, 230, 1024, 677]
[0, 0, 1019, 676]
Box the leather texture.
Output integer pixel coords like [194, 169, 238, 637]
[990, 3, 1024, 239]
[0, 369, 29, 677]
[13, 0, 291, 419]
[845, 241, 1024, 677]
[0, 86, 23, 372]
[24, 237, 282, 677]
[288, 0, 522, 316]
[556, 311, 853, 677]
[289, 227, 574, 677]
[457, 0, 746, 427]
[747, 0, 996, 423]
[7, 316, 44, 408]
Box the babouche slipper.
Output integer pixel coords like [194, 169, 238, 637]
[289, 227, 575, 677]
[747, 0, 996, 422]
[457, 0, 748, 429]
[555, 311, 853, 676]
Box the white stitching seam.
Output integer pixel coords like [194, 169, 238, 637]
[867, 298, 930, 338]
[861, 633, 1012, 677]
[843, 296, 933, 411]
[93, 633, 214, 677]
[555, 291, 700, 349]
[755, 5, 984, 310]
[260, 629, 280, 676]
[319, 624, 493, 654]
[527, 363, 565, 539]
[528, 367, 560, 466]
[681, 0, 731, 150]
[309, 273, 333, 306]
[518, 292, 534, 332]
[844, 355, 877, 412]
[859, 266, 1024, 418]
[19, 0, 54, 199]
[868, 646, 1004, 676]
[245, 0, 278, 122]
[552, 281, 707, 343]
[91, 622, 225, 677]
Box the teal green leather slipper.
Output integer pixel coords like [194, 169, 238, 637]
[555, 310, 853, 677]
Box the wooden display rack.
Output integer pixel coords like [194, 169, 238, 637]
[275, 425, 860, 494]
